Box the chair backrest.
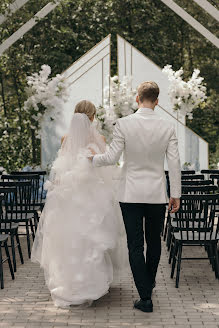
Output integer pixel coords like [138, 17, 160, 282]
[181, 170, 196, 175]
[201, 170, 219, 174]
[175, 194, 219, 241]
[181, 174, 204, 180]
[0, 181, 32, 221]
[181, 180, 212, 186]
[182, 185, 218, 194]
[11, 171, 47, 202]
[0, 187, 17, 230]
[210, 174, 219, 187]
[2, 174, 40, 207]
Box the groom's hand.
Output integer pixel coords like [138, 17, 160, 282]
[168, 197, 180, 213]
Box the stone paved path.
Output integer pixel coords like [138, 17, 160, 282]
[0, 236, 219, 328]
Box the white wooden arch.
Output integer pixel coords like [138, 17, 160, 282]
[0, 0, 30, 25]
[160, 0, 219, 48]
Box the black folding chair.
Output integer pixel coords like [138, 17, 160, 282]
[2, 174, 40, 231]
[181, 170, 196, 175]
[11, 171, 47, 210]
[170, 194, 219, 288]
[0, 180, 34, 258]
[7, 173, 46, 230]
[0, 194, 15, 288]
[0, 187, 24, 272]
[166, 185, 218, 251]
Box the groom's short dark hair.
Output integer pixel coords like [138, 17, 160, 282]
[138, 81, 159, 103]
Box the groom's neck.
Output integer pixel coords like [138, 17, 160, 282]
[138, 101, 155, 110]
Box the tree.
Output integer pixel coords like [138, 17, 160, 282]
[0, 0, 218, 171]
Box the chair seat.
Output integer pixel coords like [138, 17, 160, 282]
[1, 222, 19, 232]
[0, 234, 9, 243]
[174, 231, 219, 242]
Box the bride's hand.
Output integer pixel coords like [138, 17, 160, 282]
[88, 147, 97, 161]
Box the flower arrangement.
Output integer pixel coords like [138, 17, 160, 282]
[23, 65, 68, 138]
[96, 75, 138, 142]
[162, 65, 207, 119]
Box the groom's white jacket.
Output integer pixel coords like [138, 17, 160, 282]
[93, 108, 181, 203]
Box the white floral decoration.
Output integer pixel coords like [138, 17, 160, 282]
[96, 75, 138, 142]
[23, 65, 68, 137]
[162, 65, 207, 119]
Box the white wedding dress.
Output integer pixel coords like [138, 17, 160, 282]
[31, 113, 125, 307]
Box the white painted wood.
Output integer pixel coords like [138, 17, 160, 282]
[199, 138, 209, 169]
[0, 0, 30, 25]
[160, 0, 219, 48]
[193, 0, 219, 22]
[0, 1, 62, 55]
[62, 35, 110, 81]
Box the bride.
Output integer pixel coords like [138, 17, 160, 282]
[31, 100, 123, 308]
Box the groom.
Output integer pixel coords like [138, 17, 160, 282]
[91, 81, 181, 312]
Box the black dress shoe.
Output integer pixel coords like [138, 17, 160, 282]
[152, 281, 156, 289]
[134, 299, 153, 313]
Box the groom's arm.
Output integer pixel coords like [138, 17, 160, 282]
[166, 126, 181, 200]
[93, 120, 125, 167]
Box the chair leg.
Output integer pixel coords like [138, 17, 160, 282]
[169, 236, 175, 264]
[166, 223, 170, 247]
[34, 212, 39, 232]
[214, 243, 219, 279]
[30, 218, 35, 241]
[171, 241, 178, 279]
[166, 225, 173, 250]
[163, 213, 170, 241]
[175, 244, 182, 288]
[15, 232, 24, 265]
[26, 222, 31, 258]
[4, 242, 15, 280]
[0, 245, 4, 289]
[10, 234, 16, 273]
[208, 244, 215, 271]
[163, 221, 167, 241]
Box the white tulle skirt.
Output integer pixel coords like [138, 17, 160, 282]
[31, 155, 127, 307]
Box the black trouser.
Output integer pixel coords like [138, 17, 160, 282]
[120, 202, 166, 300]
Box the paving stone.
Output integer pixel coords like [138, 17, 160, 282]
[0, 235, 219, 328]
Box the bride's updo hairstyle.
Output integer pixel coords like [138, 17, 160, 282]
[74, 100, 96, 121]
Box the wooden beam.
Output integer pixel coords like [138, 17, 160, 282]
[193, 0, 219, 22]
[160, 0, 219, 48]
[0, 0, 30, 25]
[0, 1, 62, 55]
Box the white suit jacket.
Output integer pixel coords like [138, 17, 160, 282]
[93, 108, 181, 203]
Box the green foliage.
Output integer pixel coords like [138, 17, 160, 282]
[0, 0, 218, 171]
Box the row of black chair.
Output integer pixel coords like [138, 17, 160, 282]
[0, 171, 46, 288]
[164, 171, 219, 287]
[169, 194, 219, 287]
[0, 194, 15, 289]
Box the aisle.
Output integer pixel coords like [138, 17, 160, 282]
[0, 237, 219, 328]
